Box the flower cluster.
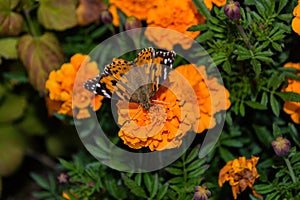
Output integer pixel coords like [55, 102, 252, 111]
[218, 156, 262, 199]
[45, 54, 103, 119]
[109, 0, 226, 49]
[292, 0, 300, 35]
[282, 62, 300, 124]
[117, 64, 230, 151]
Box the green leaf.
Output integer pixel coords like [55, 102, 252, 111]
[286, 72, 300, 81]
[150, 174, 159, 198]
[277, 13, 292, 21]
[195, 31, 214, 43]
[187, 166, 207, 178]
[271, 42, 282, 52]
[186, 159, 206, 172]
[0, 94, 26, 123]
[37, 0, 77, 30]
[0, 38, 18, 59]
[239, 102, 245, 117]
[270, 94, 280, 116]
[219, 147, 235, 161]
[144, 173, 152, 194]
[222, 61, 231, 74]
[17, 33, 64, 94]
[267, 73, 284, 90]
[168, 177, 184, 184]
[253, 184, 275, 193]
[255, 1, 265, 17]
[272, 123, 281, 137]
[90, 25, 109, 39]
[156, 184, 168, 200]
[261, 92, 268, 106]
[222, 139, 244, 148]
[192, 0, 211, 19]
[251, 59, 261, 76]
[275, 92, 300, 102]
[245, 101, 268, 110]
[122, 174, 148, 198]
[253, 125, 273, 146]
[31, 173, 50, 190]
[288, 123, 300, 148]
[185, 148, 198, 164]
[32, 191, 52, 199]
[277, 0, 288, 13]
[188, 24, 207, 31]
[166, 167, 183, 175]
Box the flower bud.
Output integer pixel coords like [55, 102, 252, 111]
[224, 1, 241, 21]
[194, 185, 211, 200]
[272, 137, 291, 156]
[57, 172, 70, 184]
[125, 16, 142, 30]
[100, 10, 113, 24]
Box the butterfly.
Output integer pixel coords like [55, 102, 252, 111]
[83, 47, 176, 110]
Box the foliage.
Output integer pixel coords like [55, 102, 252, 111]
[0, 0, 300, 199]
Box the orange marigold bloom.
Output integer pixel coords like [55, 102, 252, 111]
[292, 1, 300, 35]
[45, 54, 104, 119]
[109, 4, 120, 26]
[117, 64, 230, 151]
[109, 0, 157, 20]
[203, 0, 227, 10]
[218, 156, 262, 200]
[282, 62, 300, 124]
[145, 0, 205, 50]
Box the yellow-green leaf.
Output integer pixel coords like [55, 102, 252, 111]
[0, 38, 18, 60]
[37, 0, 77, 31]
[17, 33, 64, 94]
[0, 93, 27, 123]
[0, 125, 25, 176]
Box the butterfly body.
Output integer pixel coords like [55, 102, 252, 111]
[84, 47, 176, 110]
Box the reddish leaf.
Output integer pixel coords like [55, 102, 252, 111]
[0, 0, 24, 36]
[17, 33, 64, 94]
[37, 0, 77, 31]
[76, 0, 107, 26]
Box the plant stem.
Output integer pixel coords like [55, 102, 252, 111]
[284, 157, 297, 184]
[24, 8, 40, 37]
[236, 23, 254, 56]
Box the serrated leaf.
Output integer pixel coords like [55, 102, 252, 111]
[253, 125, 273, 145]
[286, 72, 300, 81]
[122, 174, 148, 198]
[150, 174, 158, 198]
[239, 102, 245, 116]
[255, 1, 265, 17]
[275, 92, 300, 102]
[0, 0, 24, 36]
[270, 94, 280, 116]
[37, 0, 77, 30]
[17, 33, 64, 94]
[245, 101, 268, 110]
[187, 166, 206, 178]
[222, 61, 231, 74]
[267, 73, 285, 90]
[272, 42, 282, 51]
[195, 31, 214, 43]
[288, 123, 300, 147]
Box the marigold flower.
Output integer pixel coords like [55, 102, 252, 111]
[117, 64, 230, 151]
[292, 1, 300, 35]
[194, 185, 211, 200]
[203, 0, 227, 10]
[145, 0, 205, 50]
[282, 62, 300, 124]
[109, 0, 157, 20]
[108, 4, 120, 26]
[272, 137, 291, 156]
[218, 156, 262, 200]
[45, 54, 104, 119]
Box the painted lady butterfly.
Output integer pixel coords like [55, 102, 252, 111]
[83, 47, 176, 110]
